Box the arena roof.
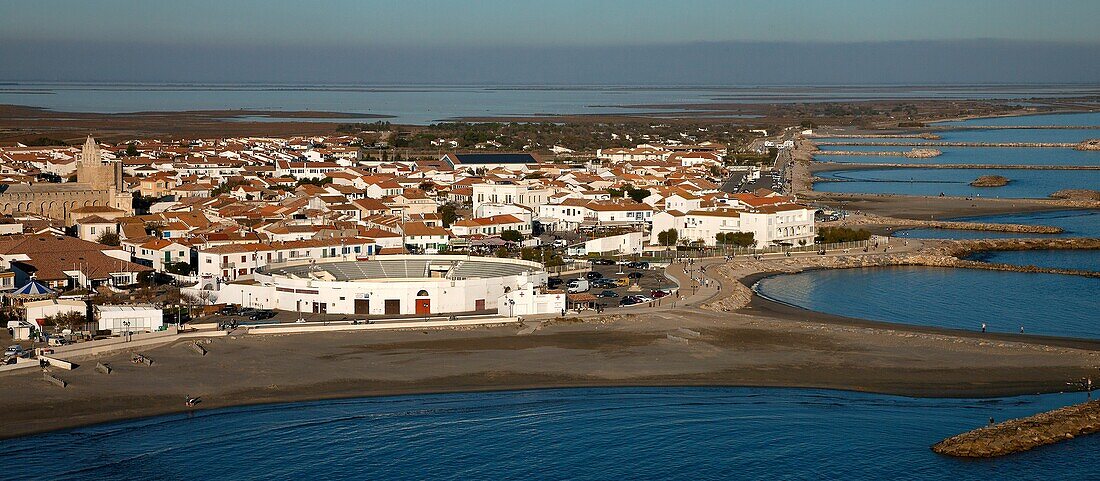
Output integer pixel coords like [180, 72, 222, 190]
[263, 257, 539, 281]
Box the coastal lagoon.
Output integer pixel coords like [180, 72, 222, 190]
[4, 83, 1100, 125]
[813, 168, 1100, 198]
[965, 250, 1100, 272]
[938, 112, 1100, 127]
[814, 146, 1100, 166]
[896, 210, 1100, 239]
[754, 266, 1099, 338]
[2, 387, 1096, 481]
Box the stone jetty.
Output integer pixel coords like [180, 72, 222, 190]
[1075, 139, 1100, 151]
[812, 162, 1100, 171]
[932, 399, 1100, 458]
[818, 141, 1078, 148]
[815, 148, 942, 158]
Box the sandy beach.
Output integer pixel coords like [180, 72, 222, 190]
[3, 244, 1099, 440]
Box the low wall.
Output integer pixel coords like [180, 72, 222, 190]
[246, 317, 519, 335]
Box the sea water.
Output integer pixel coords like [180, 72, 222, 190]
[754, 266, 1099, 338]
[1, 387, 1096, 481]
[895, 210, 1100, 239]
[812, 168, 1100, 198]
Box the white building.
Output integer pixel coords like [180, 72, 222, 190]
[650, 204, 815, 248]
[96, 304, 164, 334]
[217, 255, 556, 316]
[197, 237, 382, 283]
[472, 181, 552, 213]
[23, 299, 86, 326]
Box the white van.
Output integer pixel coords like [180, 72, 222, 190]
[567, 278, 590, 293]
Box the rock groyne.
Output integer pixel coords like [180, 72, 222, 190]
[818, 141, 1077, 148]
[932, 399, 1100, 458]
[820, 213, 1064, 234]
[814, 148, 942, 158]
[1074, 139, 1100, 151]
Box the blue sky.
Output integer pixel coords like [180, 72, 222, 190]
[1, 1, 1098, 84]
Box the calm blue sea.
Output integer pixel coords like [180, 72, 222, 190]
[965, 250, 1100, 272]
[895, 209, 1100, 239]
[2, 387, 1096, 481]
[754, 266, 1100, 338]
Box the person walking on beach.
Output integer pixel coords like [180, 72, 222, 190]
[981, 323, 987, 333]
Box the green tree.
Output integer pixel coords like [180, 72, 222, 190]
[657, 229, 679, 246]
[165, 261, 194, 275]
[626, 188, 650, 203]
[816, 227, 872, 244]
[438, 204, 458, 227]
[500, 229, 523, 242]
[125, 143, 139, 157]
[725, 232, 755, 247]
[96, 231, 120, 246]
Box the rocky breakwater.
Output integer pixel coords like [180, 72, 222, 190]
[1050, 189, 1100, 201]
[821, 213, 1064, 234]
[813, 148, 942, 158]
[1074, 139, 1100, 151]
[932, 399, 1100, 457]
[969, 175, 1010, 187]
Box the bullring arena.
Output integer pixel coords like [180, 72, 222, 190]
[216, 255, 564, 317]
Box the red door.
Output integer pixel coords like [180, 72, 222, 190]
[415, 299, 430, 315]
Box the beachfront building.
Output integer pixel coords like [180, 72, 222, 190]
[95, 304, 164, 334]
[650, 203, 815, 248]
[217, 254, 560, 316]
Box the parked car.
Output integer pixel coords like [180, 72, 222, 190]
[585, 271, 603, 280]
[4, 345, 24, 357]
[249, 310, 277, 321]
[626, 261, 650, 269]
[591, 258, 616, 265]
[598, 290, 618, 298]
[591, 278, 617, 288]
[548, 277, 564, 288]
[651, 289, 672, 298]
[627, 272, 644, 279]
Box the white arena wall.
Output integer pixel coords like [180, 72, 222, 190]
[216, 254, 552, 316]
